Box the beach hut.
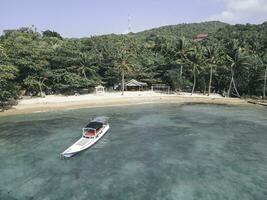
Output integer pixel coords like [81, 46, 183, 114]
[125, 79, 148, 91]
[95, 85, 105, 94]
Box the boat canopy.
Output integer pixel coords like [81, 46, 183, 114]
[85, 121, 103, 129]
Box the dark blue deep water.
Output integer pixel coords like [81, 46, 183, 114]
[0, 104, 267, 200]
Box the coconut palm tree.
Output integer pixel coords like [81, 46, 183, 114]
[225, 47, 250, 98]
[187, 45, 204, 95]
[175, 37, 193, 91]
[113, 37, 136, 95]
[247, 33, 267, 99]
[76, 52, 98, 80]
[203, 45, 219, 96]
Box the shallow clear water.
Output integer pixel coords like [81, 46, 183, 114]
[0, 104, 267, 200]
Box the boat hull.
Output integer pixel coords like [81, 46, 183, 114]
[61, 124, 109, 157]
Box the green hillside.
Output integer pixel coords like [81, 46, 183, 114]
[134, 21, 228, 39]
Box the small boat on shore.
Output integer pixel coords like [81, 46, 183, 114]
[61, 117, 109, 157]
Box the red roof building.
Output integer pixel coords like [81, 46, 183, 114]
[193, 33, 208, 42]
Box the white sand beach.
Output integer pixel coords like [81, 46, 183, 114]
[0, 91, 248, 116]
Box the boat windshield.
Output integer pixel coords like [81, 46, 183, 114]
[85, 121, 103, 129]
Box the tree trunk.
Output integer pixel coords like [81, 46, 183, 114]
[179, 65, 183, 91]
[203, 80, 206, 95]
[38, 81, 43, 98]
[208, 65, 213, 96]
[228, 75, 233, 97]
[180, 65, 183, 78]
[228, 67, 240, 98]
[191, 65, 196, 95]
[121, 69, 125, 96]
[263, 65, 267, 99]
[83, 70, 87, 80]
[232, 77, 240, 98]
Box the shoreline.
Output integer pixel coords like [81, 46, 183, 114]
[0, 92, 249, 116]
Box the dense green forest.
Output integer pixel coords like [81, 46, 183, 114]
[136, 21, 228, 39]
[1, 21, 267, 107]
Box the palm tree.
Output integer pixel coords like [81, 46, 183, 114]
[225, 47, 249, 98]
[113, 37, 136, 95]
[254, 55, 267, 99]
[204, 45, 219, 96]
[247, 33, 267, 99]
[187, 45, 204, 95]
[76, 53, 98, 80]
[175, 37, 193, 91]
[70, 52, 100, 89]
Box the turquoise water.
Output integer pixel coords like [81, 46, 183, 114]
[0, 104, 267, 200]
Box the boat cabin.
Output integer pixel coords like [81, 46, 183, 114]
[83, 121, 104, 138]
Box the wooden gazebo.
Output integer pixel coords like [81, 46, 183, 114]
[125, 79, 148, 91]
[95, 85, 105, 94]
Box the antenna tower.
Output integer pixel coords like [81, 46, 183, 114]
[128, 14, 132, 33]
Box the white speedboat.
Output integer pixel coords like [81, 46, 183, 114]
[61, 117, 109, 157]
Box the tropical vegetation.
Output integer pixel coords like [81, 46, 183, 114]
[1, 21, 267, 109]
